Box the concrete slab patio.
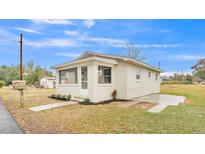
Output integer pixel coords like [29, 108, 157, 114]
[0, 99, 23, 134]
[29, 101, 78, 112]
[120, 94, 186, 113]
[134, 94, 186, 113]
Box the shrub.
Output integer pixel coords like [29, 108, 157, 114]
[66, 94, 72, 101]
[56, 94, 61, 99]
[48, 94, 72, 101]
[49, 94, 56, 98]
[0, 81, 4, 88]
[111, 89, 117, 100]
[83, 97, 90, 103]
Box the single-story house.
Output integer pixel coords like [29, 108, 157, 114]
[40, 77, 56, 88]
[52, 52, 161, 103]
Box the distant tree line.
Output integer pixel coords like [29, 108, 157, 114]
[162, 59, 205, 84]
[161, 73, 193, 84]
[0, 61, 53, 86]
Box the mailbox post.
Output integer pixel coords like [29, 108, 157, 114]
[12, 80, 26, 106]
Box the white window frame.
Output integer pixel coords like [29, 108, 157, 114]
[148, 71, 151, 78]
[136, 68, 141, 82]
[59, 67, 78, 84]
[98, 65, 112, 84]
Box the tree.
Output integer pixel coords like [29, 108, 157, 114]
[125, 42, 144, 60]
[24, 61, 53, 86]
[0, 61, 53, 86]
[191, 59, 205, 80]
[0, 65, 19, 85]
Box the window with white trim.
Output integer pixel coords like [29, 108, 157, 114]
[148, 72, 151, 78]
[59, 67, 78, 84]
[136, 69, 141, 81]
[98, 65, 112, 84]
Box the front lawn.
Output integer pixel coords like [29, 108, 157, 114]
[0, 85, 205, 133]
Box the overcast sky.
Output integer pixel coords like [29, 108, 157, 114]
[0, 19, 204, 75]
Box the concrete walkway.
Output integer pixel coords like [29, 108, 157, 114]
[29, 101, 78, 112]
[133, 94, 186, 113]
[0, 99, 23, 134]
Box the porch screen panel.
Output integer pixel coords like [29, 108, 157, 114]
[59, 67, 78, 84]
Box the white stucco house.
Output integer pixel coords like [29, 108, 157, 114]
[40, 77, 56, 88]
[52, 52, 161, 103]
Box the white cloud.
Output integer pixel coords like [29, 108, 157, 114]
[24, 38, 75, 47]
[64, 30, 79, 36]
[135, 44, 181, 48]
[82, 36, 127, 47]
[14, 27, 42, 34]
[83, 19, 95, 28]
[0, 29, 18, 43]
[162, 54, 205, 61]
[56, 52, 81, 58]
[174, 55, 205, 60]
[79, 35, 181, 48]
[31, 19, 73, 25]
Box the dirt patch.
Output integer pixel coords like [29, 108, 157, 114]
[131, 101, 156, 110]
[185, 99, 193, 104]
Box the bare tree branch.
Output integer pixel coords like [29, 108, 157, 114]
[125, 42, 145, 60]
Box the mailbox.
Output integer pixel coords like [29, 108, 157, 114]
[12, 80, 26, 90]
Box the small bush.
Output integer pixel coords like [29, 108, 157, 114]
[49, 94, 56, 98]
[66, 94, 72, 101]
[56, 94, 61, 99]
[0, 81, 4, 88]
[48, 94, 72, 101]
[83, 97, 90, 103]
[111, 89, 117, 100]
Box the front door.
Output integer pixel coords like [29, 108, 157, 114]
[80, 66, 88, 95]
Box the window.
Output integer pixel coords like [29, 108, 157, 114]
[148, 72, 151, 78]
[98, 65, 112, 84]
[155, 73, 158, 80]
[59, 67, 78, 84]
[136, 69, 141, 81]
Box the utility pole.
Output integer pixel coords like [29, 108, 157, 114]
[19, 33, 24, 106]
[177, 68, 179, 80]
[19, 33, 23, 80]
[182, 68, 184, 84]
[12, 33, 26, 107]
[158, 61, 161, 69]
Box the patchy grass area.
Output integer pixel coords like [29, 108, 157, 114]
[0, 85, 205, 133]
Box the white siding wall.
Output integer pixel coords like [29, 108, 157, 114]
[91, 62, 116, 103]
[40, 78, 55, 88]
[115, 62, 127, 99]
[126, 63, 160, 99]
[56, 59, 160, 102]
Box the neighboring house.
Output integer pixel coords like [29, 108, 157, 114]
[52, 52, 161, 103]
[40, 77, 56, 88]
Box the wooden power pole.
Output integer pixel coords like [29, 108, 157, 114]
[12, 33, 26, 107]
[158, 61, 161, 69]
[19, 33, 23, 80]
[19, 33, 24, 106]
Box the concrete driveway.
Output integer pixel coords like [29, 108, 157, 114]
[121, 94, 186, 113]
[134, 94, 186, 113]
[0, 99, 23, 134]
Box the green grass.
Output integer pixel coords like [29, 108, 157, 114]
[1, 85, 205, 133]
[73, 84, 205, 133]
